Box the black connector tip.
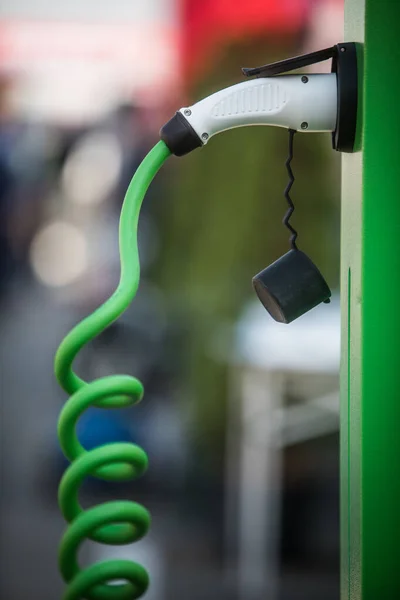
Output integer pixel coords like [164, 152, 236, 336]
[160, 112, 202, 157]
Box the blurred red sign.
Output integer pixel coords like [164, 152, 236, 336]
[181, 0, 311, 81]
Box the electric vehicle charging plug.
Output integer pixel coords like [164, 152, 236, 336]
[160, 42, 358, 156]
[161, 73, 337, 156]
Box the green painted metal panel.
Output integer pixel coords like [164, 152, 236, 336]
[342, 1, 400, 598]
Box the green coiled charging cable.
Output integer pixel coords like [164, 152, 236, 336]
[55, 140, 171, 600]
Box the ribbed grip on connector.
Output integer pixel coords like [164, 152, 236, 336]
[211, 82, 287, 117]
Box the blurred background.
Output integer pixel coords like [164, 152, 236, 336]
[0, 1, 343, 599]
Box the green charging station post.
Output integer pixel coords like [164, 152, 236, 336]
[341, 1, 400, 598]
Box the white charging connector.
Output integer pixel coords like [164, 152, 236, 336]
[179, 74, 337, 143]
[160, 43, 358, 156]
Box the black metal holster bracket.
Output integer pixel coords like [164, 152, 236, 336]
[242, 42, 359, 153]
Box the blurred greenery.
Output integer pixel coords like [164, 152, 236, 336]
[155, 37, 340, 473]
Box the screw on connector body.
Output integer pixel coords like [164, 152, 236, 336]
[301, 122, 309, 130]
[201, 133, 209, 141]
[340, 47, 346, 52]
[301, 76, 308, 83]
[184, 109, 192, 116]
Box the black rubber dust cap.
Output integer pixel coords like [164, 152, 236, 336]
[252, 249, 331, 324]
